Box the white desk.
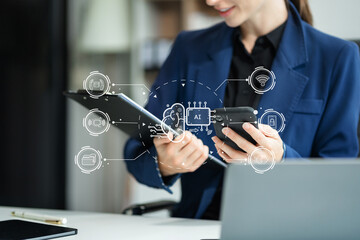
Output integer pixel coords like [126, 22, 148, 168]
[0, 206, 221, 240]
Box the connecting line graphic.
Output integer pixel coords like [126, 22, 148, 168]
[215, 79, 247, 92]
[210, 121, 258, 127]
[103, 150, 149, 161]
[210, 110, 218, 124]
[228, 121, 257, 125]
[149, 124, 166, 138]
[111, 83, 151, 93]
[150, 135, 168, 138]
[111, 121, 138, 125]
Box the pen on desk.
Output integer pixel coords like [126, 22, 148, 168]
[11, 211, 67, 225]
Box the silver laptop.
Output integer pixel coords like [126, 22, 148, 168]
[220, 161, 360, 240]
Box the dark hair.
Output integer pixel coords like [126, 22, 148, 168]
[286, 0, 313, 26]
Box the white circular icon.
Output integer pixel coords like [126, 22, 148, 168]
[74, 146, 102, 174]
[248, 66, 276, 94]
[249, 147, 275, 174]
[83, 109, 110, 136]
[83, 71, 111, 98]
[259, 109, 286, 135]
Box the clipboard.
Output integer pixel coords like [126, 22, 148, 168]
[0, 219, 77, 239]
[64, 90, 227, 168]
[64, 90, 169, 144]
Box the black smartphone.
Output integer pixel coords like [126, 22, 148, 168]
[212, 107, 258, 152]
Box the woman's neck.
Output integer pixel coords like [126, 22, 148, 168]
[240, 1, 288, 53]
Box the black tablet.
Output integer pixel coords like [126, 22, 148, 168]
[0, 220, 77, 240]
[64, 90, 174, 145]
[64, 90, 227, 168]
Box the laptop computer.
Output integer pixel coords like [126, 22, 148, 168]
[220, 160, 360, 240]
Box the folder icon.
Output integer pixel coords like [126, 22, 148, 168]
[81, 154, 96, 166]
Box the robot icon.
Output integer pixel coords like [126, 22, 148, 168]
[83, 71, 111, 98]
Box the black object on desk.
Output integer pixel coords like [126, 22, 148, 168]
[0, 219, 77, 239]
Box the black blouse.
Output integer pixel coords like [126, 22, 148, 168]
[202, 21, 287, 220]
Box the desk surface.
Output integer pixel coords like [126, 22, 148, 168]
[0, 206, 221, 240]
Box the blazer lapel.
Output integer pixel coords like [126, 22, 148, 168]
[194, 3, 310, 140]
[258, 4, 309, 138]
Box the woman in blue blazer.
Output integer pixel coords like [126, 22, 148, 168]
[125, 0, 360, 219]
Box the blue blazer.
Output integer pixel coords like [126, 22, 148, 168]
[124, 4, 360, 219]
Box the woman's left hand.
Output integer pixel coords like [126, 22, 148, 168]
[211, 122, 284, 163]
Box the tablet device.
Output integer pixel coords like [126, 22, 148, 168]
[64, 90, 162, 145]
[0, 219, 77, 239]
[213, 107, 258, 152]
[64, 90, 227, 168]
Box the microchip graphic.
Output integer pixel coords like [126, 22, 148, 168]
[186, 101, 211, 127]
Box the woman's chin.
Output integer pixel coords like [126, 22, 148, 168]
[224, 20, 242, 28]
[223, 16, 244, 28]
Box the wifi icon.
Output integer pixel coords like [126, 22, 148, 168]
[247, 66, 276, 94]
[255, 74, 270, 87]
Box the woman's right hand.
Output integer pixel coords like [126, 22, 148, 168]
[153, 131, 209, 177]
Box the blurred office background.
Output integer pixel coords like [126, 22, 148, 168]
[1, 0, 360, 215]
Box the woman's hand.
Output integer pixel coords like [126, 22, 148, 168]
[211, 123, 284, 163]
[154, 131, 209, 177]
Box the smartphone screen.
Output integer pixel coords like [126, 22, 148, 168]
[212, 107, 258, 152]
